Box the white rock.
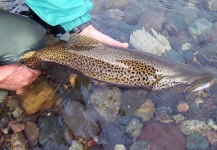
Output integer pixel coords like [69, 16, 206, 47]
[115, 144, 126, 150]
[130, 28, 171, 56]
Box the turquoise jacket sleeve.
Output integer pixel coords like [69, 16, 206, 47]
[24, 0, 94, 32]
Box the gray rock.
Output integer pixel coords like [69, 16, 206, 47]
[24, 121, 39, 147]
[186, 133, 209, 150]
[61, 101, 99, 141]
[188, 18, 213, 44]
[164, 49, 185, 63]
[130, 140, 150, 150]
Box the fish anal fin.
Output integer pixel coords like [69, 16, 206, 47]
[67, 34, 103, 51]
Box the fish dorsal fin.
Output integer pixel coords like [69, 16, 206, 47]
[67, 34, 103, 51]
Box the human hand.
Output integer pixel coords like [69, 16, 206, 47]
[79, 25, 129, 48]
[0, 63, 41, 94]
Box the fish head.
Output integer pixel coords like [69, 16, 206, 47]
[152, 71, 215, 95]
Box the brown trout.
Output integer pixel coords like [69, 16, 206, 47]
[21, 34, 215, 95]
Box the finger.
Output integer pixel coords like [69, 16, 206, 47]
[94, 32, 129, 48]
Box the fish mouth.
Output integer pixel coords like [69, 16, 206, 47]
[183, 73, 215, 95]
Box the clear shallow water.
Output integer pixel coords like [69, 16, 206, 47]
[1, 0, 217, 149]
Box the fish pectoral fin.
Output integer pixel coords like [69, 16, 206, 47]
[67, 34, 103, 50]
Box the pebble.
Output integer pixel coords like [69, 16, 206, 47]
[130, 140, 150, 150]
[69, 73, 78, 88]
[8, 121, 25, 133]
[69, 140, 83, 150]
[87, 139, 95, 148]
[24, 121, 39, 147]
[188, 18, 213, 43]
[126, 118, 143, 141]
[134, 99, 155, 122]
[114, 144, 126, 150]
[172, 114, 185, 122]
[180, 120, 210, 135]
[205, 130, 217, 144]
[186, 133, 209, 150]
[21, 77, 58, 115]
[177, 102, 189, 112]
[207, 119, 217, 130]
[11, 132, 28, 150]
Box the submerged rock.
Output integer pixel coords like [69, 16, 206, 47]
[130, 140, 150, 150]
[188, 18, 213, 44]
[11, 132, 28, 150]
[114, 144, 126, 150]
[180, 120, 210, 135]
[38, 113, 65, 148]
[138, 122, 185, 150]
[0, 90, 8, 103]
[61, 101, 99, 141]
[89, 86, 121, 122]
[105, 0, 131, 10]
[186, 133, 209, 150]
[24, 121, 39, 147]
[126, 118, 143, 141]
[134, 99, 155, 122]
[130, 28, 171, 56]
[100, 123, 125, 146]
[69, 140, 83, 150]
[21, 77, 58, 115]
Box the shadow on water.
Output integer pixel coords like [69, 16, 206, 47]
[1, 0, 217, 149]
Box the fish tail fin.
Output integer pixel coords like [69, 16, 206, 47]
[21, 51, 42, 69]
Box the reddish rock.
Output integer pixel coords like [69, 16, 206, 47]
[138, 122, 185, 150]
[8, 121, 25, 133]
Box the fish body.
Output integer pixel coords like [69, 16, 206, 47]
[22, 34, 215, 95]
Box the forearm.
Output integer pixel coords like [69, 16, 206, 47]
[24, 0, 94, 32]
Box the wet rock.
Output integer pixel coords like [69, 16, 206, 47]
[87, 139, 95, 148]
[207, 119, 217, 130]
[205, 130, 217, 144]
[180, 120, 210, 135]
[186, 133, 209, 150]
[90, 0, 105, 14]
[11, 132, 28, 150]
[123, 3, 142, 25]
[0, 114, 9, 128]
[38, 113, 65, 148]
[155, 106, 173, 123]
[134, 99, 155, 122]
[138, 122, 185, 150]
[18, 114, 37, 123]
[207, 0, 217, 11]
[69, 73, 78, 88]
[100, 123, 125, 146]
[21, 77, 58, 115]
[130, 28, 171, 56]
[164, 49, 185, 63]
[120, 89, 150, 116]
[114, 144, 126, 150]
[172, 114, 185, 123]
[188, 18, 213, 44]
[62, 101, 99, 141]
[0, 90, 8, 103]
[24, 121, 39, 147]
[130, 140, 150, 150]
[177, 102, 189, 112]
[69, 140, 83, 150]
[8, 121, 25, 133]
[139, 9, 165, 33]
[89, 86, 121, 122]
[12, 107, 24, 118]
[126, 118, 143, 141]
[105, 0, 131, 10]
[108, 9, 125, 20]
